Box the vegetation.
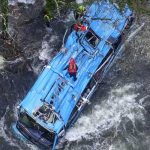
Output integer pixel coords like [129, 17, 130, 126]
[45, 0, 56, 19]
[45, 0, 76, 18]
[0, 0, 8, 38]
[45, 0, 150, 18]
[0, 0, 149, 34]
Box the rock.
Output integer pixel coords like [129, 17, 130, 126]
[9, 0, 45, 25]
[8, 0, 46, 49]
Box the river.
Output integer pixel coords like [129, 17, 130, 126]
[0, 15, 150, 150]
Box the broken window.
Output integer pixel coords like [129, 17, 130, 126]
[85, 30, 100, 48]
[107, 35, 122, 50]
[33, 103, 58, 123]
[19, 111, 55, 142]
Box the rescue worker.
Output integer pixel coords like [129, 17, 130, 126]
[44, 13, 51, 27]
[74, 5, 86, 21]
[64, 58, 78, 81]
[74, 21, 87, 32]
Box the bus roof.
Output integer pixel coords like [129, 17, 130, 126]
[20, 1, 132, 133]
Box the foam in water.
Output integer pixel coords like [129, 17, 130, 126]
[13, 102, 38, 150]
[0, 106, 23, 149]
[39, 40, 52, 61]
[65, 84, 145, 142]
[39, 35, 59, 61]
[76, 0, 84, 4]
[108, 140, 128, 150]
[32, 35, 58, 74]
[0, 55, 5, 70]
[0, 101, 38, 150]
[63, 11, 75, 23]
[9, 0, 35, 5]
[127, 23, 145, 43]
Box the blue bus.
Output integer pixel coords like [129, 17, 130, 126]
[14, 1, 134, 150]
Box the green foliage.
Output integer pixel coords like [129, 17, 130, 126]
[45, 0, 78, 18]
[45, 0, 56, 18]
[0, 0, 8, 32]
[45, 0, 150, 16]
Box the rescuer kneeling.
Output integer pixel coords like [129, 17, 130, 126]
[64, 58, 78, 81]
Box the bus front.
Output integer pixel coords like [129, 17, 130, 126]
[16, 102, 64, 149]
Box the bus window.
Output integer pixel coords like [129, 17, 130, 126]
[42, 129, 55, 141]
[107, 35, 122, 50]
[19, 112, 36, 128]
[85, 30, 100, 48]
[18, 112, 55, 144]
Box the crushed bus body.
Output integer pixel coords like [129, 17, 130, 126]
[14, 1, 134, 150]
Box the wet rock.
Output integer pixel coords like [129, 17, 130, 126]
[8, 0, 46, 49]
[9, 0, 45, 25]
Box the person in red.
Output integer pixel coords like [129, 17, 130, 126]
[64, 58, 78, 81]
[74, 22, 87, 32]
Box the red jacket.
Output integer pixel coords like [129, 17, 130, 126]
[74, 23, 87, 32]
[68, 58, 77, 74]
